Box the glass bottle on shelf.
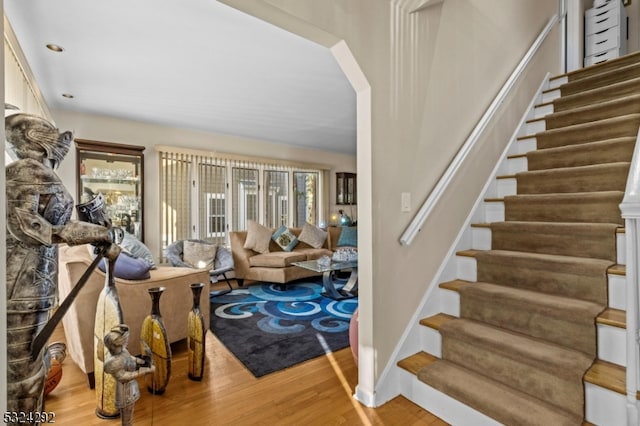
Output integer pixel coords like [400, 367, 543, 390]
[75, 139, 145, 241]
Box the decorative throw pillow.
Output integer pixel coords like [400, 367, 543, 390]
[298, 222, 327, 249]
[98, 252, 152, 280]
[243, 220, 272, 254]
[337, 226, 358, 247]
[120, 232, 156, 269]
[271, 225, 299, 252]
[183, 240, 217, 269]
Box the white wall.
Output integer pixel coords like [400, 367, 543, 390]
[50, 109, 356, 258]
[224, 0, 562, 404]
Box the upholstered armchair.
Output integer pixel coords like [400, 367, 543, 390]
[165, 240, 236, 295]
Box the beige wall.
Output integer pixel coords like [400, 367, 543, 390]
[50, 109, 356, 259]
[224, 0, 561, 403]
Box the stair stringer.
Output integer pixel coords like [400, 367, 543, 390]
[370, 74, 552, 414]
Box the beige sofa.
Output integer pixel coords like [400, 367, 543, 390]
[230, 226, 342, 286]
[57, 244, 210, 388]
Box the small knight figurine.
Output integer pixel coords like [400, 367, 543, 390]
[103, 325, 156, 426]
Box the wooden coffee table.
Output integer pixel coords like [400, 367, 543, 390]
[292, 259, 358, 300]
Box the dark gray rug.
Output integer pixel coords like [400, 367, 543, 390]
[209, 278, 357, 377]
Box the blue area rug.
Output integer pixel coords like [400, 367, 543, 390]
[210, 278, 357, 377]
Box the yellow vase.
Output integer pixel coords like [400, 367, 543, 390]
[187, 283, 206, 381]
[94, 258, 123, 419]
[140, 287, 171, 394]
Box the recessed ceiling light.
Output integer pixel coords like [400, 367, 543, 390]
[46, 44, 64, 52]
[62, 93, 74, 99]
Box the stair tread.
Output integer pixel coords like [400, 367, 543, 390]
[472, 220, 624, 233]
[517, 113, 640, 140]
[507, 152, 527, 159]
[439, 318, 594, 376]
[516, 161, 630, 176]
[536, 113, 640, 136]
[504, 190, 624, 200]
[544, 93, 640, 126]
[497, 161, 631, 183]
[397, 351, 437, 375]
[439, 279, 471, 291]
[456, 249, 482, 257]
[485, 190, 625, 203]
[558, 63, 640, 97]
[553, 76, 640, 112]
[460, 282, 604, 321]
[418, 360, 582, 425]
[419, 313, 457, 330]
[524, 136, 636, 171]
[609, 264, 626, 275]
[584, 359, 627, 396]
[456, 247, 625, 275]
[561, 51, 640, 81]
[596, 308, 625, 329]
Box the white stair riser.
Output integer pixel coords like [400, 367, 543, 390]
[617, 232, 626, 265]
[506, 156, 527, 174]
[420, 326, 442, 358]
[609, 273, 626, 310]
[483, 201, 504, 223]
[598, 324, 626, 367]
[542, 88, 561, 103]
[456, 256, 477, 282]
[548, 76, 568, 89]
[515, 137, 537, 154]
[440, 288, 461, 317]
[471, 227, 491, 250]
[585, 383, 627, 426]
[525, 119, 546, 134]
[496, 178, 517, 198]
[534, 103, 554, 119]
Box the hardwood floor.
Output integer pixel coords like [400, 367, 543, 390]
[44, 291, 446, 425]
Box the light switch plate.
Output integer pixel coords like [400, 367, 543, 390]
[401, 192, 411, 212]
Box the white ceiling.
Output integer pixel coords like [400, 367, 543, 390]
[4, 0, 357, 154]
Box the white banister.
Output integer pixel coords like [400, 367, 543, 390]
[619, 126, 640, 426]
[399, 14, 559, 246]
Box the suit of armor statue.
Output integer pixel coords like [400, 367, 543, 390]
[5, 111, 120, 422]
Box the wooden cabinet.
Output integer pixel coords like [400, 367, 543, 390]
[336, 172, 356, 205]
[75, 139, 145, 241]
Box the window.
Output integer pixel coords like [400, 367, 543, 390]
[158, 148, 327, 260]
[198, 163, 226, 244]
[265, 170, 289, 228]
[293, 171, 319, 227]
[160, 155, 191, 248]
[205, 193, 225, 240]
[232, 167, 258, 231]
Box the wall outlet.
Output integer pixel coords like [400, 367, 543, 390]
[401, 192, 411, 212]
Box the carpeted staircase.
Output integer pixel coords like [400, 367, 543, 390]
[398, 51, 640, 425]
